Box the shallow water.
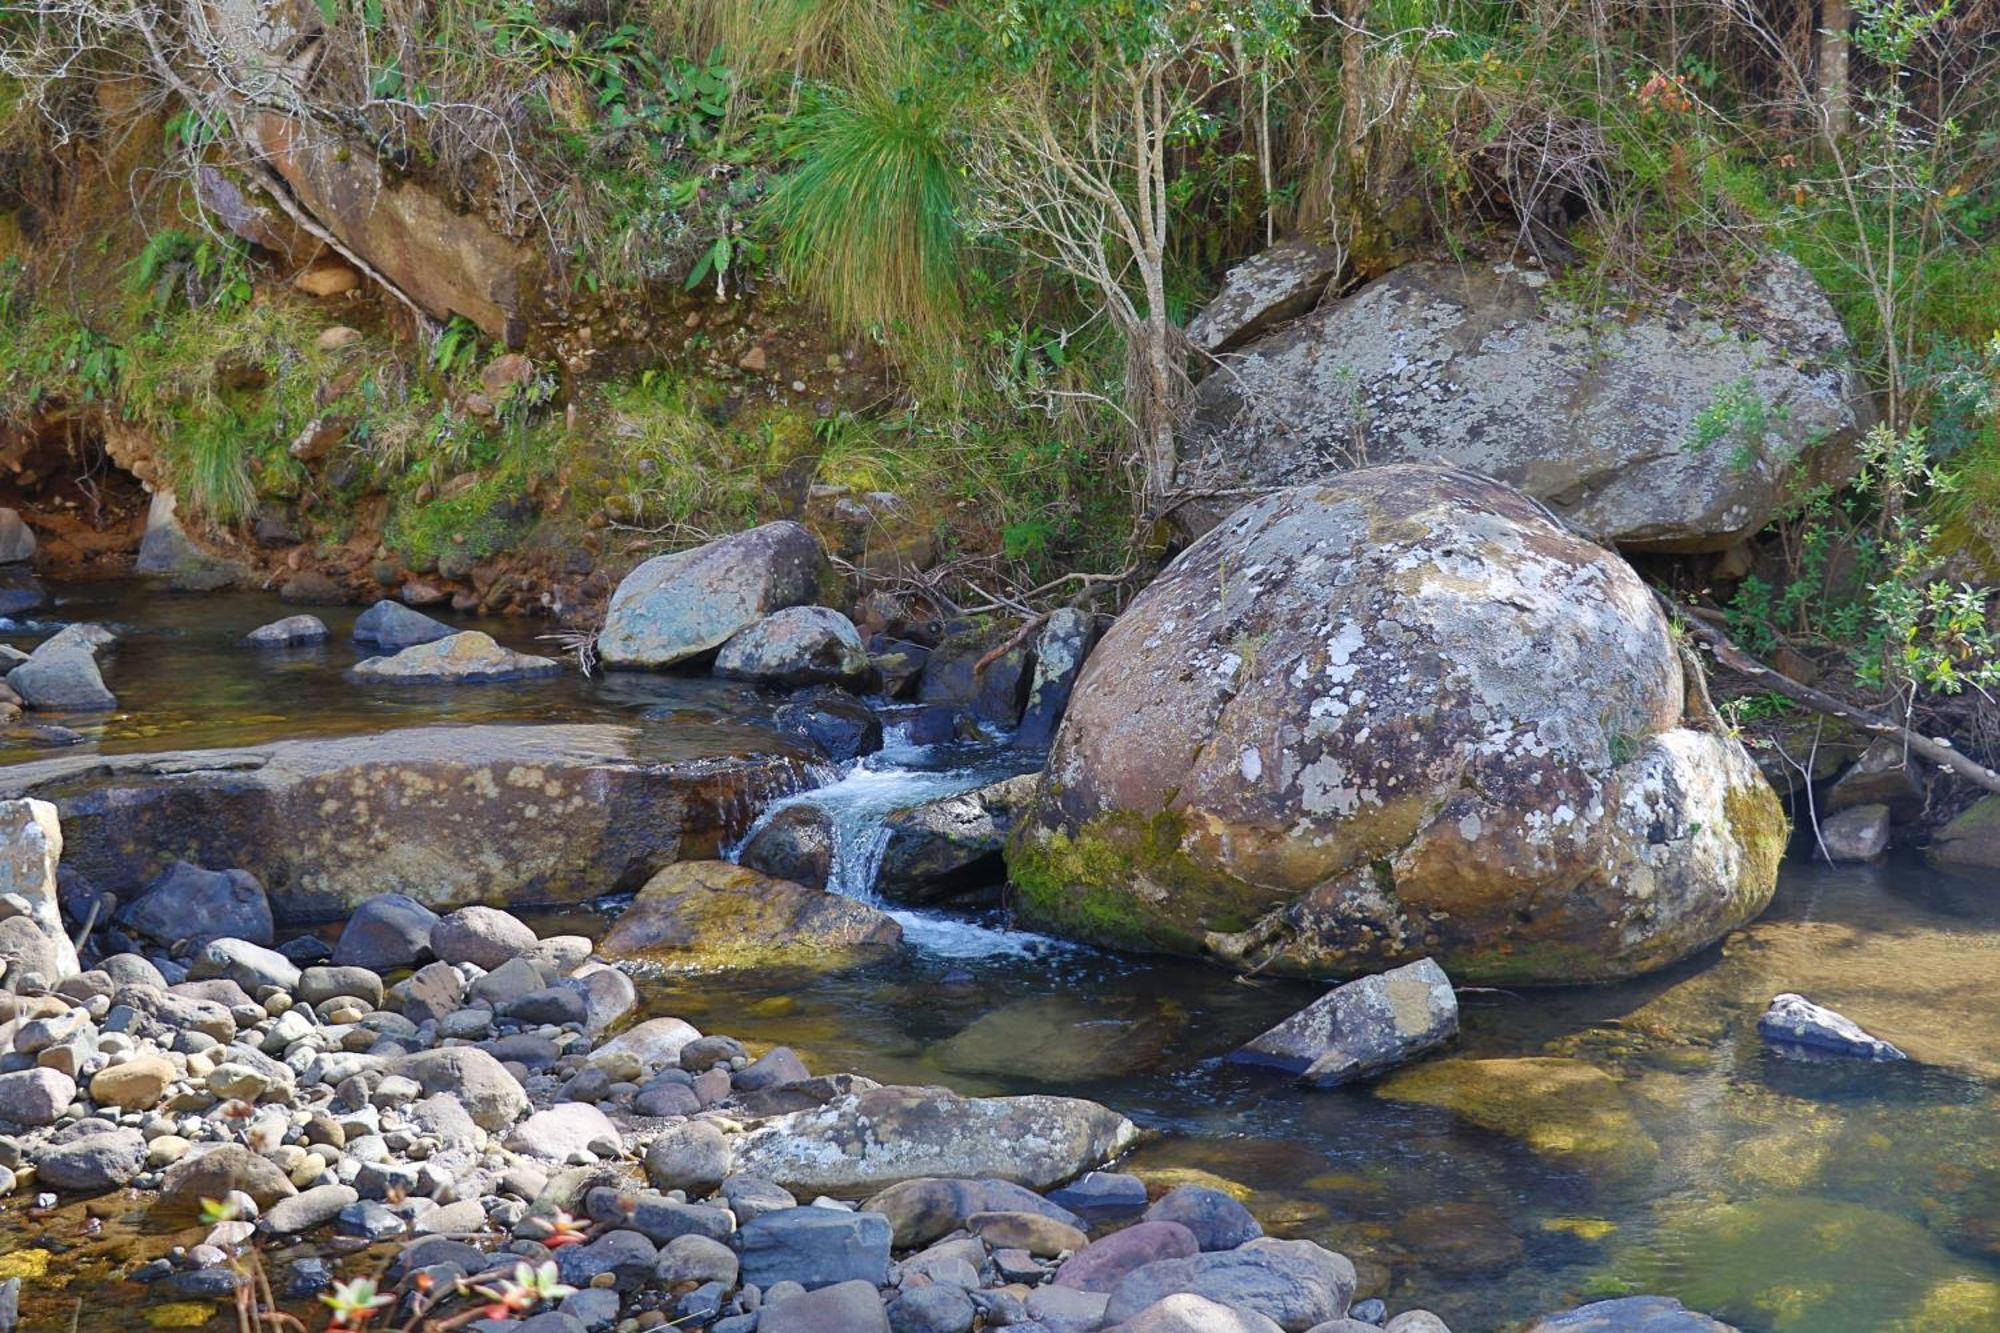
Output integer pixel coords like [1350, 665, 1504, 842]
[4, 583, 1998, 1331]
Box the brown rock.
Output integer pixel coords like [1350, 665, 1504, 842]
[295, 266, 360, 298]
[599, 862, 901, 970]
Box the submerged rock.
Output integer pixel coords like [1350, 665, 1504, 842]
[351, 630, 560, 683]
[599, 522, 828, 669]
[1374, 1057, 1660, 1183]
[1009, 466, 1785, 984]
[0, 723, 809, 917]
[1757, 993, 1907, 1061]
[1178, 254, 1868, 551]
[715, 607, 869, 688]
[728, 1084, 1141, 1193]
[930, 995, 1182, 1082]
[598, 861, 900, 970]
[1229, 958, 1457, 1087]
[1524, 1297, 1738, 1332]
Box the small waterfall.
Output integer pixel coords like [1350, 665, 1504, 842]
[726, 725, 1073, 959]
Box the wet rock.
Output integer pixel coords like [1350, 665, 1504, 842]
[1819, 804, 1890, 862]
[36, 1127, 148, 1193]
[0, 510, 35, 565]
[9, 625, 115, 713]
[644, 1121, 730, 1196]
[393, 1047, 529, 1129]
[1103, 1238, 1357, 1331]
[0, 798, 76, 981]
[1018, 608, 1100, 749]
[0, 1067, 73, 1126]
[599, 861, 901, 970]
[352, 630, 560, 683]
[1228, 958, 1458, 1087]
[733, 1205, 892, 1290]
[739, 805, 835, 891]
[860, 1176, 1080, 1248]
[868, 638, 930, 698]
[876, 776, 1036, 904]
[1523, 1296, 1738, 1331]
[729, 1084, 1140, 1193]
[715, 606, 869, 688]
[919, 625, 1033, 728]
[117, 861, 274, 949]
[1009, 466, 1785, 984]
[0, 724, 809, 918]
[600, 521, 829, 669]
[135, 491, 249, 591]
[774, 691, 883, 762]
[334, 893, 440, 970]
[1375, 1057, 1660, 1183]
[352, 600, 453, 650]
[1178, 255, 1868, 552]
[244, 615, 329, 648]
[1145, 1185, 1263, 1252]
[1109, 1293, 1286, 1333]
[1185, 240, 1345, 355]
[1927, 795, 2000, 875]
[758, 1279, 892, 1333]
[932, 994, 1180, 1082]
[1757, 993, 1907, 1061]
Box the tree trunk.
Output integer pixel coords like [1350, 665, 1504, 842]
[1821, 0, 1852, 138]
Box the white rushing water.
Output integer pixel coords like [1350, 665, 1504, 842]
[727, 723, 1073, 961]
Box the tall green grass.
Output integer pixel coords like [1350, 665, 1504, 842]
[764, 77, 963, 345]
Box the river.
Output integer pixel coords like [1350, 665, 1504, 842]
[4, 583, 1998, 1331]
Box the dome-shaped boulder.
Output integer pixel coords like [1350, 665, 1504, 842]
[1006, 465, 1784, 983]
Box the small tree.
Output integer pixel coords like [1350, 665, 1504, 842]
[951, 0, 1305, 514]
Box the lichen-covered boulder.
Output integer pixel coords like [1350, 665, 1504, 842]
[714, 606, 869, 687]
[1178, 256, 1869, 551]
[599, 522, 829, 669]
[1007, 466, 1785, 983]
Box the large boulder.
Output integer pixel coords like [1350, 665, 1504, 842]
[598, 861, 901, 970]
[599, 522, 828, 668]
[0, 723, 812, 918]
[727, 1084, 1141, 1193]
[1008, 466, 1785, 984]
[1177, 256, 1869, 552]
[0, 798, 76, 981]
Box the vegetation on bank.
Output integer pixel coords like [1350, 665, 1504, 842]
[1, 0, 1998, 726]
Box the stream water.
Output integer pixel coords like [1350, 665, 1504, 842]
[4, 584, 1999, 1331]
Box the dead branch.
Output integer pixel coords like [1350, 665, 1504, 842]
[1669, 596, 2000, 798]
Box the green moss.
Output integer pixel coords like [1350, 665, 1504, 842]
[1005, 806, 1273, 956]
[1724, 777, 1790, 904]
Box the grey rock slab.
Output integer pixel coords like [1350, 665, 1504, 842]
[732, 1205, 891, 1291]
[1757, 993, 1907, 1061]
[1229, 958, 1458, 1088]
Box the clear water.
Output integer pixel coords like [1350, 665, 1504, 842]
[4, 584, 1998, 1332]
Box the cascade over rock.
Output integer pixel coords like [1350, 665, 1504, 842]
[1007, 465, 1786, 983]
